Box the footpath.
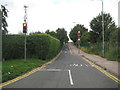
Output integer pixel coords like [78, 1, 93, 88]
[68, 43, 120, 78]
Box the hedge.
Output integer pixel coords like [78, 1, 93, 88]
[2, 34, 61, 60]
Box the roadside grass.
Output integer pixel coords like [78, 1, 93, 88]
[2, 59, 47, 82]
[80, 43, 120, 62]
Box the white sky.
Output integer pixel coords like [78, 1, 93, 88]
[0, 0, 119, 37]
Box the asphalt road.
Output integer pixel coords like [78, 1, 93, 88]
[3, 44, 119, 88]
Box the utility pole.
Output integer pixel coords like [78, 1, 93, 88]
[118, 1, 120, 27]
[91, 0, 105, 57]
[0, 8, 2, 61]
[102, 0, 104, 57]
[23, 5, 28, 61]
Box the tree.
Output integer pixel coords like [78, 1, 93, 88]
[45, 28, 69, 44]
[1, 5, 8, 34]
[56, 28, 69, 44]
[30, 31, 41, 35]
[90, 13, 116, 42]
[69, 24, 88, 43]
[81, 32, 90, 43]
[45, 30, 57, 38]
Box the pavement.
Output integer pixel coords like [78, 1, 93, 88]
[68, 43, 120, 78]
[2, 43, 119, 89]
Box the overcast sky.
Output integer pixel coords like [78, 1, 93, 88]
[0, 0, 119, 36]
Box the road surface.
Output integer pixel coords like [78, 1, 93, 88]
[3, 44, 119, 88]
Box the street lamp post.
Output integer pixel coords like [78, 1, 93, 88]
[102, 0, 105, 57]
[92, 0, 104, 57]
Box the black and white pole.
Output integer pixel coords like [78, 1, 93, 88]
[23, 5, 28, 61]
[77, 30, 80, 54]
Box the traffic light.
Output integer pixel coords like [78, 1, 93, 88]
[23, 23, 27, 33]
[77, 30, 80, 34]
[77, 38, 80, 42]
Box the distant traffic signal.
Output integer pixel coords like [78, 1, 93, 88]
[23, 23, 27, 33]
[77, 30, 80, 34]
[77, 38, 80, 42]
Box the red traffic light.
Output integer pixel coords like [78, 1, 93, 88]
[77, 30, 80, 34]
[77, 38, 80, 42]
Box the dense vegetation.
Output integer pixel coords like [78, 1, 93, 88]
[2, 34, 61, 60]
[69, 13, 119, 62]
[45, 28, 69, 44]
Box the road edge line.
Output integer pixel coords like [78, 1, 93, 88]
[80, 55, 120, 84]
[0, 50, 62, 87]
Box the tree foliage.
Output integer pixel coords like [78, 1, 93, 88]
[1, 5, 8, 34]
[45, 30, 57, 38]
[45, 28, 69, 44]
[56, 28, 69, 44]
[30, 31, 41, 35]
[90, 13, 116, 42]
[69, 24, 88, 43]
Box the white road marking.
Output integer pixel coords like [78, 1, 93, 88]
[65, 51, 67, 53]
[73, 64, 76, 66]
[80, 64, 82, 67]
[40, 69, 62, 71]
[85, 64, 88, 67]
[68, 70, 74, 85]
[75, 64, 78, 66]
[92, 65, 94, 67]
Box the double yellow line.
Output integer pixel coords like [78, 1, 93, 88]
[0, 51, 62, 87]
[81, 56, 120, 84]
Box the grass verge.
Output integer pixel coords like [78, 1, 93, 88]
[2, 59, 47, 82]
[80, 43, 120, 62]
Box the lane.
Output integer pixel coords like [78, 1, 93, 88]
[3, 44, 119, 88]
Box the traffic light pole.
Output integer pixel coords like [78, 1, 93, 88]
[23, 5, 28, 61]
[78, 42, 80, 54]
[24, 33, 26, 61]
[77, 31, 80, 54]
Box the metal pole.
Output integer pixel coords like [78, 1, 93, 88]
[24, 5, 28, 61]
[102, 0, 104, 57]
[0, 9, 2, 61]
[25, 33, 26, 61]
[78, 42, 80, 54]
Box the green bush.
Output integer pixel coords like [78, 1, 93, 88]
[2, 34, 61, 60]
[2, 35, 24, 60]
